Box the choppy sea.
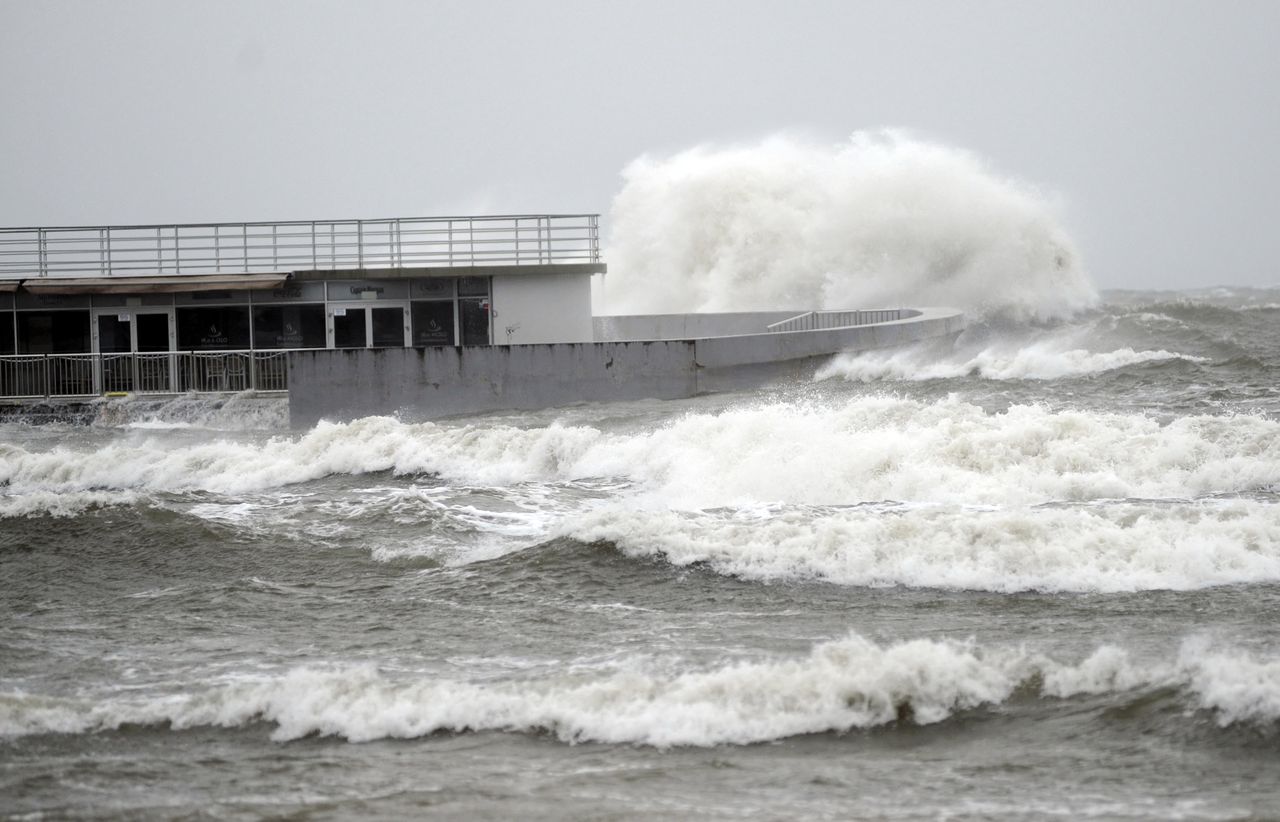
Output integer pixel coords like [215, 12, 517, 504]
[3, 288, 1280, 820]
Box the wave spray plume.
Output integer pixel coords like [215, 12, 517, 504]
[603, 131, 1097, 321]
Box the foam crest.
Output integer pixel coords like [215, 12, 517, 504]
[568, 399, 1280, 509]
[0, 489, 141, 518]
[5, 635, 1278, 746]
[1044, 639, 1280, 726]
[564, 500, 1280, 592]
[818, 339, 1199, 382]
[1, 399, 1276, 514]
[0, 416, 603, 499]
[603, 131, 1098, 321]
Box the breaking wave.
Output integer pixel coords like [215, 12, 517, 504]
[818, 336, 1200, 383]
[3, 635, 1277, 746]
[602, 131, 1097, 321]
[565, 500, 1280, 593]
[2, 397, 1277, 507]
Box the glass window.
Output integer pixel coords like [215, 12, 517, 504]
[411, 278, 454, 299]
[326, 280, 408, 301]
[252, 304, 325, 349]
[18, 311, 91, 354]
[175, 290, 249, 306]
[0, 312, 13, 355]
[178, 307, 251, 350]
[411, 301, 454, 346]
[459, 298, 490, 346]
[458, 276, 489, 297]
[371, 307, 404, 347]
[251, 281, 326, 303]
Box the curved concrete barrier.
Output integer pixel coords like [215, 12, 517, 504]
[287, 307, 965, 427]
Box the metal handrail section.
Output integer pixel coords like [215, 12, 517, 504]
[0, 214, 601, 279]
[765, 309, 910, 334]
[0, 350, 297, 399]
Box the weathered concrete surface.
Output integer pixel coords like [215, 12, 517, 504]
[288, 307, 965, 427]
[694, 307, 966, 391]
[288, 341, 697, 427]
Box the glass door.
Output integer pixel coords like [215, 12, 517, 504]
[95, 312, 133, 393]
[134, 311, 175, 391]
[332, 307, 367, 349]
[92, 308, 176, 393]
[328, 304, 409, 348]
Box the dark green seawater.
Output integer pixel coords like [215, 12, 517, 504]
[3, 289, 1280, 820]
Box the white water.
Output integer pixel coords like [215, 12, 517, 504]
[818, 332, 1202, 382]
[602, 131, 1098, 321]
[567, 500, 1280, 593]
[3, 634, 1276, 746]
[4, 400, 1277, 504]
[4, 399, 1278, 592]
[5, 399, 1274, 507]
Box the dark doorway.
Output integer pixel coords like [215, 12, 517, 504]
[333, 308, 367, 349]
[459, 299, 490, 346]
[371, 307, 404, 347]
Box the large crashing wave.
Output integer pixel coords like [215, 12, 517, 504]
[602, 131, 1098, 321]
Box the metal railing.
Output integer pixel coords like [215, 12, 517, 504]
[0, 214, 601, 279]
[0, 350, 295, 399]
[765, 309, 914, 334]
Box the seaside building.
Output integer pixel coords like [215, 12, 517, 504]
[0, 215, 602, 398]
[0, 213, 964, 424]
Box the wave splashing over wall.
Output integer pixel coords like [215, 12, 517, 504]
[603, 131, 1097, 321]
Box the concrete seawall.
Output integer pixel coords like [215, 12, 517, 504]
[287, 307, 964, 427]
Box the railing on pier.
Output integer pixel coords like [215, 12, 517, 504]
[0, 214, 601, 279]
[0, 350, 296, 399]
[765, 309, 914, 334]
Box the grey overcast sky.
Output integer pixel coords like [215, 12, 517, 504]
[1, 0, 1277, 290]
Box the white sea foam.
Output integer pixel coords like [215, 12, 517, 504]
[816, 311, 1208, 383]
[818, 340, 1200, 382]
[0, 489, 142, 518]
[602, 131, 1097, 321]
[3, 635, 1277, 746]
[3, 399, 1277, 592]
[563, 500, 1280, 592]
[1, 398, 1277, 510]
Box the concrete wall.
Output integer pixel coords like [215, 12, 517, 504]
[693, 307, 965, 391]
[288, 307, 965, 427]
[492, 272, 594, 345]
[289, 341, 696, 426]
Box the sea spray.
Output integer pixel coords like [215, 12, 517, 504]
[816, 318, 1207, 383]
[602, 131, 1098, 321]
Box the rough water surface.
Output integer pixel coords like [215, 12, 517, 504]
[3, 288, 1280, 820]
